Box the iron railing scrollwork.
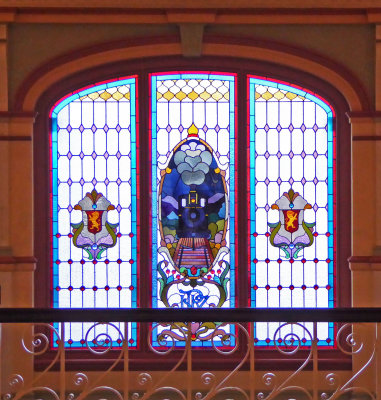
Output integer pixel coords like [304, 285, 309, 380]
[0, 308, 380, 400]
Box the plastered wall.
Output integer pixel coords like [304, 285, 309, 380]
[7, 24, 375, 108]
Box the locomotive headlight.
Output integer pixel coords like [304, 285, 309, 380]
[177, 191, 210, 238]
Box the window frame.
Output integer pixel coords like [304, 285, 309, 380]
[33, 57, 351, 370]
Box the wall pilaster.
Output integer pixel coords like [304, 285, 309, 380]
[0, 24, 35, 389]
[348, 25, 381, 309]
[0, 115, 35, 307]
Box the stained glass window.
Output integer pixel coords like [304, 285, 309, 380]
[51, 77, 138, 347]
[151, 73, 236, 346]
[49, 70, 339, 350]
[248, 76, 335, 345]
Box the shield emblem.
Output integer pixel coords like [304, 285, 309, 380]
[283, 209, 300, 233]
[86, 210, 104, 234]
[71, 190, 119, 260]
[268, 189, 315, 259]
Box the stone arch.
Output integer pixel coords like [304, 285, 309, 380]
[16, 35, 369, 113]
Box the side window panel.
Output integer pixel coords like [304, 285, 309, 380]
[51, 77, 138, 347]
[249, 76, 335, 345]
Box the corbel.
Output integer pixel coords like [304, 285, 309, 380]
[179, 23, 205, 58]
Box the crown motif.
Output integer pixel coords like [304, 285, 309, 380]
[187, 123, 199, 138]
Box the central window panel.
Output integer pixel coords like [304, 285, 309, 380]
[150, 72, 237, 346]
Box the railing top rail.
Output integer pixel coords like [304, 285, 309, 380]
[0, 308, 380, 323]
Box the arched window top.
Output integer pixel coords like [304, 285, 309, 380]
[50, 76, 137, 117]
[249, 75, 335, 116]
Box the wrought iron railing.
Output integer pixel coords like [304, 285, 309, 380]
[0, 308, 380, 400]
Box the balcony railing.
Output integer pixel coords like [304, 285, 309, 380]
[0, 308, 380, 400]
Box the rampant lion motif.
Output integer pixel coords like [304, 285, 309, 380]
[71, 190, 119, 260]
[268, 189, 315, 259]
[88, 211, 101, 231]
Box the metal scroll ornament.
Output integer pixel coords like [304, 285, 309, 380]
[71, 189, 119, 260]
[157, 124, 230, 314]
[268, 189, 315, 259]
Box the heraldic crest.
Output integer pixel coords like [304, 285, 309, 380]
[71, 189, 119, 260]
[268, 188, 315, 259]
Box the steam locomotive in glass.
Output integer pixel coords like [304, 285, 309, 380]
[177, 190, 210, 239]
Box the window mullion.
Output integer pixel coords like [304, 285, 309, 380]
[237, 71, 250, 308]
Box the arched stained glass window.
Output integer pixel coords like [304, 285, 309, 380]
[51, 77, 138, 347]
[248, 76, 335, 345]
[48, 69, 341, 350]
